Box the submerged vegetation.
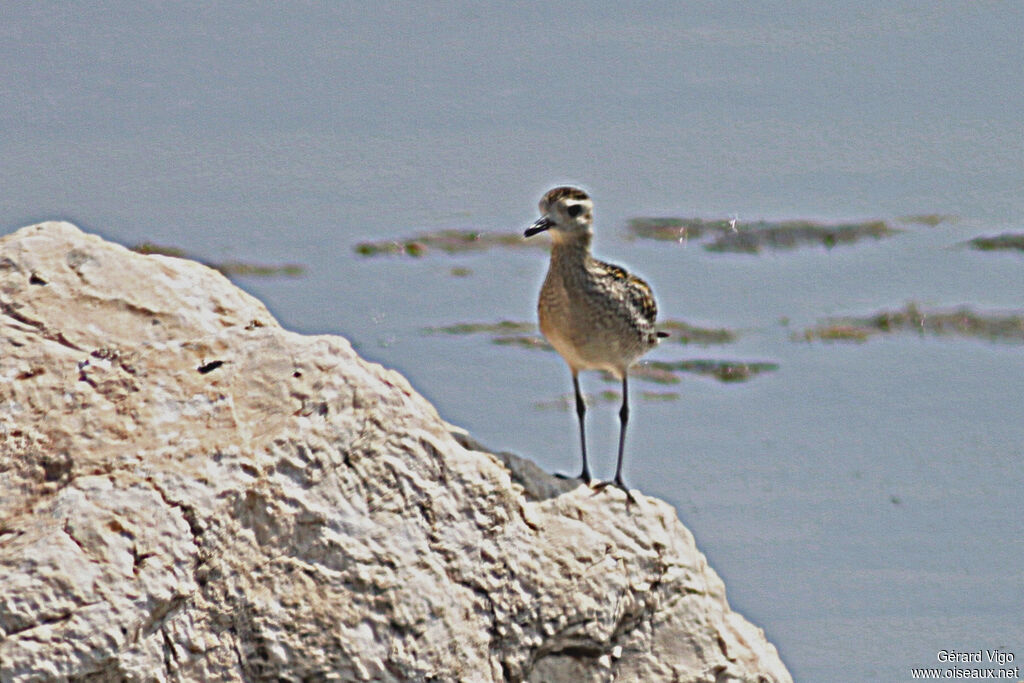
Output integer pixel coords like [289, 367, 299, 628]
[796, 324, 874, 343]
[534, 390, 622, 411]
[211, 262, 305, 277]
[354, 229, 539, 257]
[967, 233, 1024, 253]
[424, 321, 536, 336]
[424, 319, 736, 348]
[706, 219, 895, 253]
[798, 303, 1024, 344]
[424, 320, 554, 351]
[636, 359, 779, 383]
[427, 319, 774, 390]
[897, 214, 957, 227]
[625, 217, 729, 242]
[658, 320, 737, 345]
[627, 216, 898, 253]
[491, 335, 553, 351]
[533, 358, 778, 410]
[354, 211, 936, 261]
[355, 210, 951, 261]
[131, 243, 305, 278]
[132, 242, 187, 258]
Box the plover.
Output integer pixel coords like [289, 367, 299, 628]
[524, 186, 667, 499]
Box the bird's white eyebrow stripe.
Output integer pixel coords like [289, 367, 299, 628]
[544, 186, 590, 202]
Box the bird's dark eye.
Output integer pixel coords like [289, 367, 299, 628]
[567, 204, 583, 218]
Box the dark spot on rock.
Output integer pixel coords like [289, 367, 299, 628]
[29, 273, 47, 285]
[65, 248, 93, 271]
[197, 360, 224, 374]
[16, 367, 45, 380]
[92, 347, 119, 361]
[41, 453, 72, 483]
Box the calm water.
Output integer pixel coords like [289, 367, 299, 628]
[3, 4, 1023, 681]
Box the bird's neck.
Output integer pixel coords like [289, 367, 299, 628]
[550, 233, 592, 264]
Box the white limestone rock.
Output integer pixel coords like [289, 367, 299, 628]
[0, 222, 791, 682]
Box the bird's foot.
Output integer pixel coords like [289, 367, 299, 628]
[555, 469, 593, 485]
[591, 478, 638, 505]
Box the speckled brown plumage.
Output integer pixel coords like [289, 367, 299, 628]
[538, 242, 660, 378]
[524, 186, 666, 498]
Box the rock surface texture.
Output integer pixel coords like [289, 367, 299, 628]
[0, 222, 792, 682]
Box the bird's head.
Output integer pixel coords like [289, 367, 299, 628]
[524, 186, 594, 244]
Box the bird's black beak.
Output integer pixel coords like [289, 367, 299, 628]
[524, 216, 553, 237]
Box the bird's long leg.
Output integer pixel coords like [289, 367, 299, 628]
[594, 374, 636, 503]
[573, 372, 592, 483]
[554, 371, 591, 483]
[613, 374, 629, 487]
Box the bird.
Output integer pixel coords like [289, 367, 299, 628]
[524, 186, 667, 500]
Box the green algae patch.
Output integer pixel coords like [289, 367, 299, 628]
[605, 359, 778, 384]
[898, 214, 957, 227]
[704, 219, 896, 254]
[534, 391, 619, 411]
[644, 359, 779, 383]
[626, 216, 899, 253]
[492, 335, 554, 351]
[658, 319, 737, 345]
[355, 229, 541, 257]
[799, 303, 1024, 344]
[640, 391, 681, 402]
[967, 233, 1024, 253]
[212, 262, 306, 277]
[535, 389, 681, 410]
[131, 243, 305, 278]
[424, 321, 536, 336]
[626, 217, 730, 242]
[426, 319, 770, 384]
[421, 320, 555, 351]
[796, 324, 875, 343]
[428, 319, 734, 349]
[869, 304, 1024, 341]
[620, 364, 681, 385]
[132, 242, 187, 258]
